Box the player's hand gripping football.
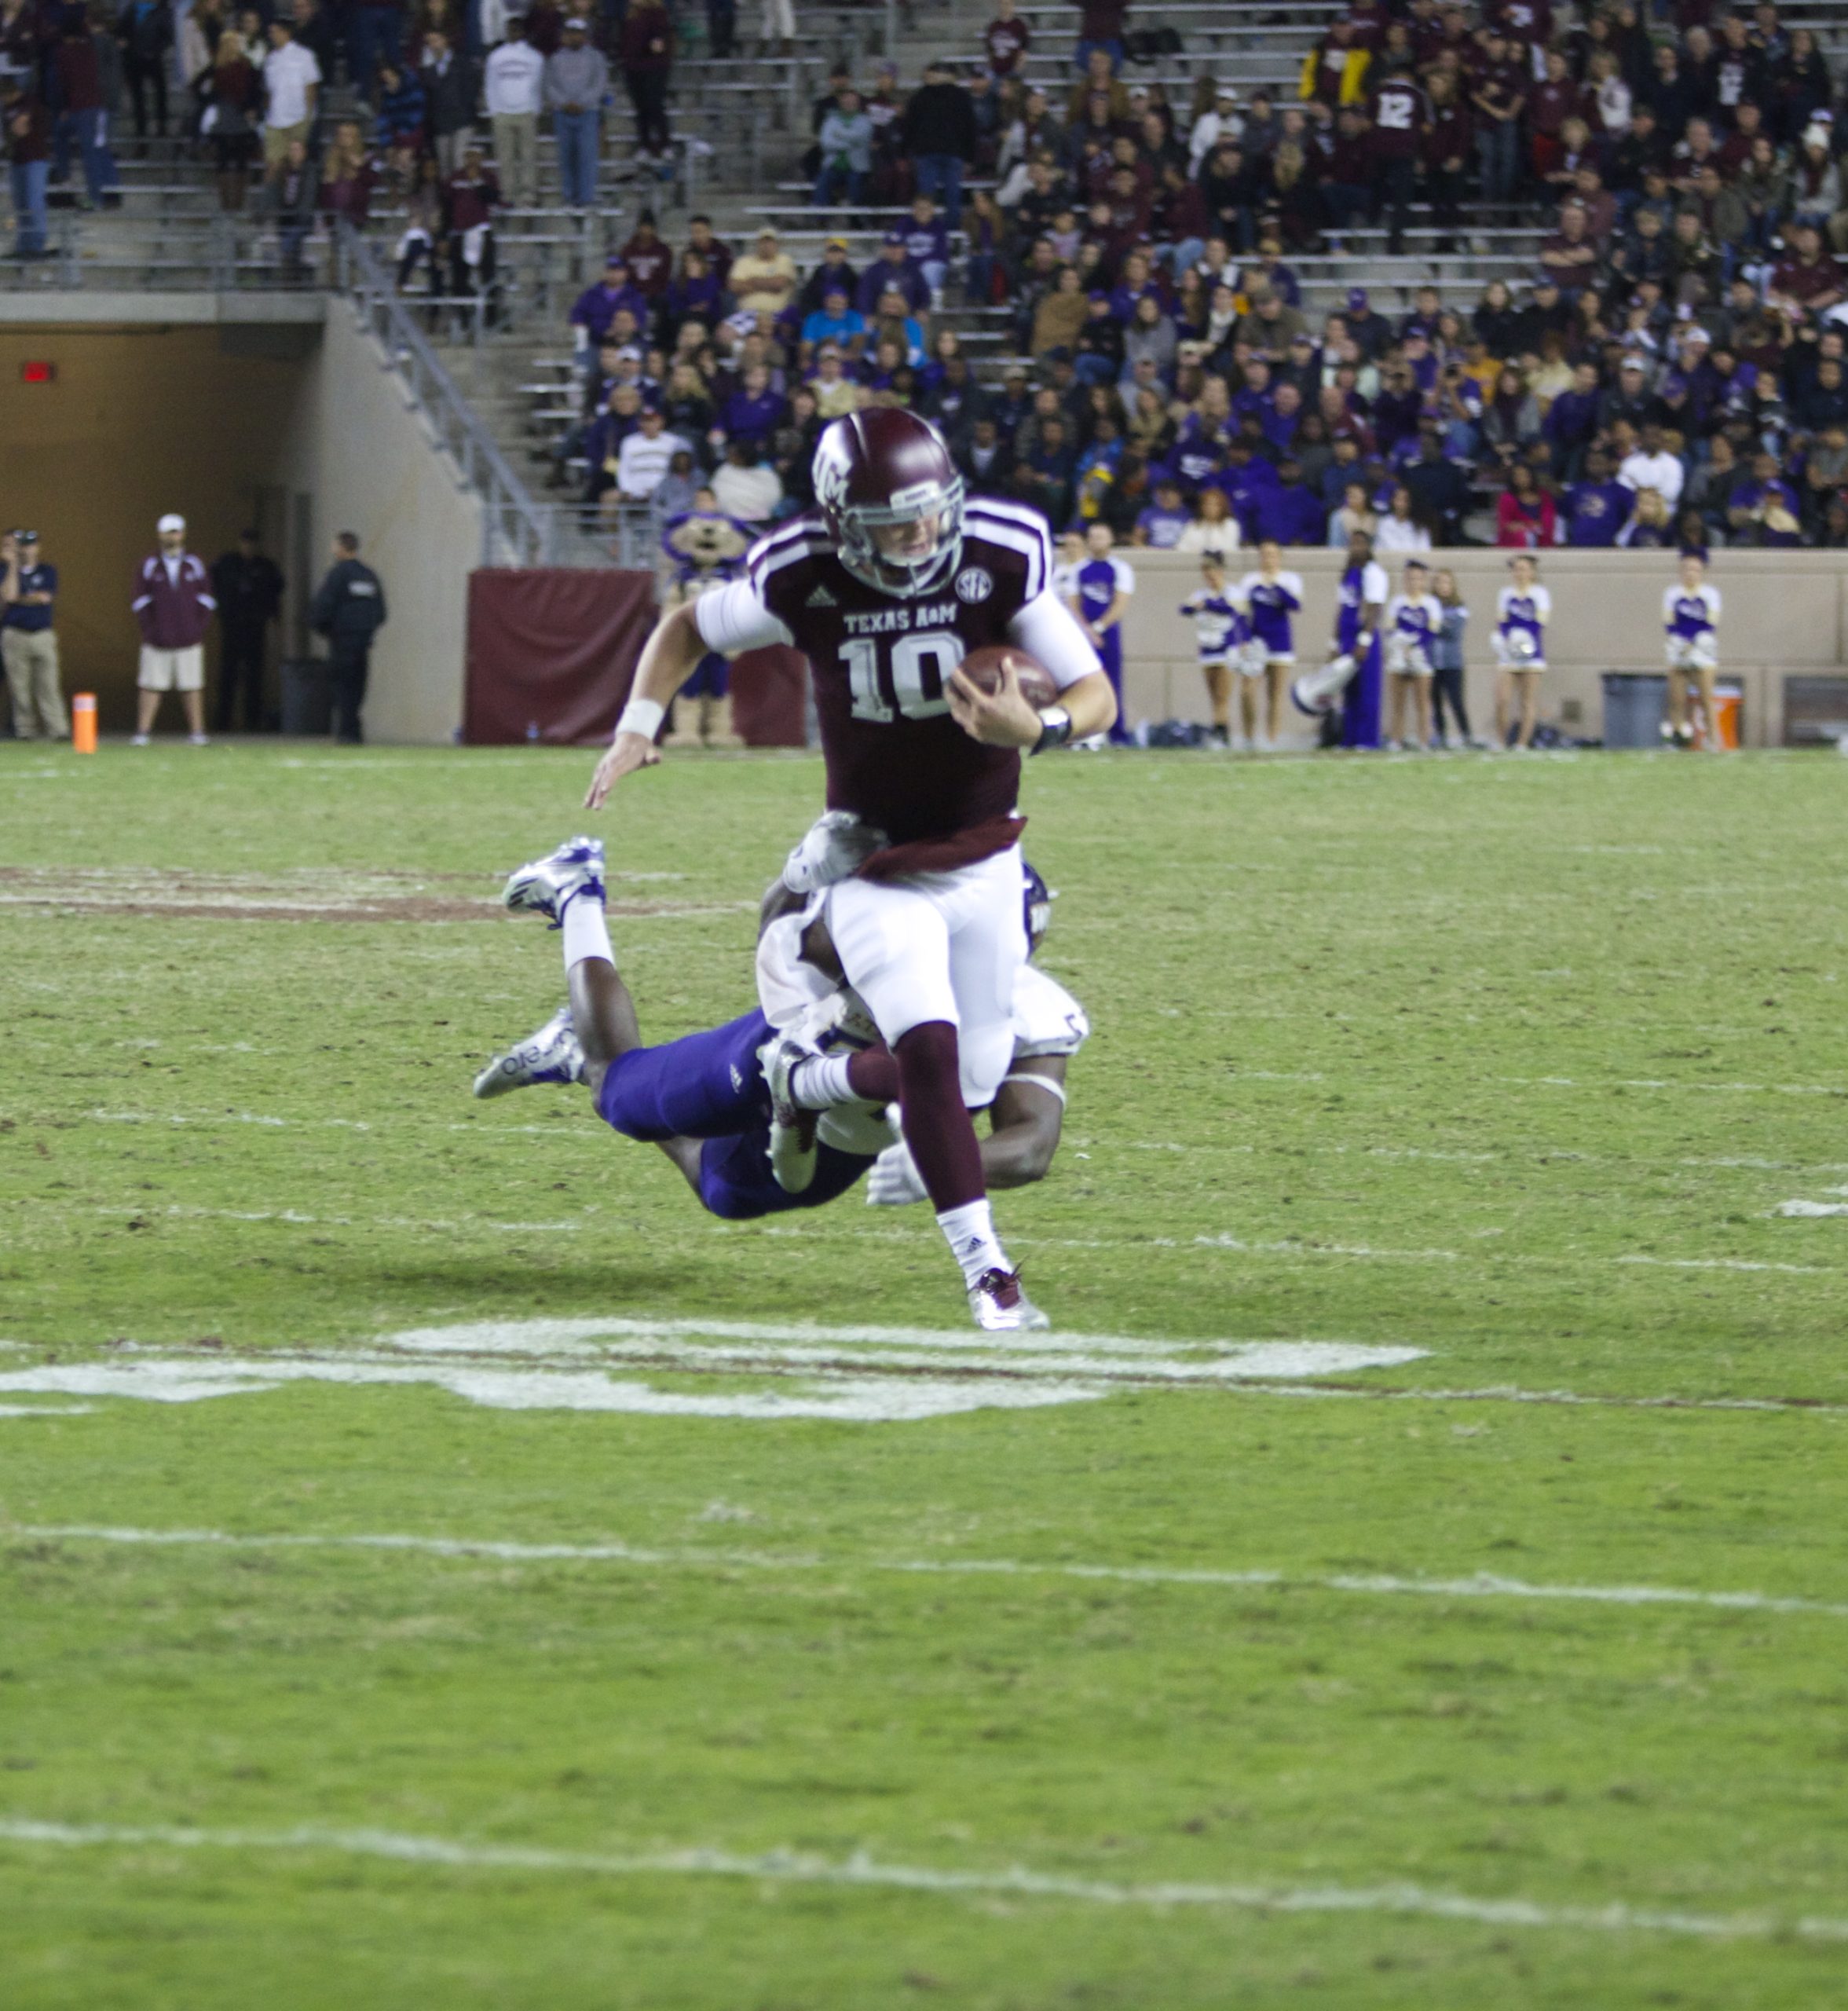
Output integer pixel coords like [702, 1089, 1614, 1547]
[584, 730, 660, 810]
[947, 658, 1043, 749]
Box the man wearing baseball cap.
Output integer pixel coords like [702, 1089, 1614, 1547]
[543, 16, 608, 211]
[130, 513, 216, 745]
[1, 529, 67, 740]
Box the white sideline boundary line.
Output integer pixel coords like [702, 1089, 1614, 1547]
[0, 1816, 1842, 1943]
[15, 1525, 1848, 1621]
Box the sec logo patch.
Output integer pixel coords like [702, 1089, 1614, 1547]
[955, 566, 994, 603]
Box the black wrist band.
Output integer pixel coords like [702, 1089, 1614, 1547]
[1031, 704, 1073, 755]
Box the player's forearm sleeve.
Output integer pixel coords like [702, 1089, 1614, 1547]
[694, 577, 796, 654]
[1008, 587, 1102, 690]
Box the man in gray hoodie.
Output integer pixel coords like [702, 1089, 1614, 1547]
[543, 18, 608, 211]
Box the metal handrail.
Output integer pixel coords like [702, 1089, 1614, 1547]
[336, 218, 573, 569]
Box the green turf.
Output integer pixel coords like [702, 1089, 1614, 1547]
[2, 740, 1846, 2009]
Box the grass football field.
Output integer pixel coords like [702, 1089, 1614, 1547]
[2, 739, 1846, 2009]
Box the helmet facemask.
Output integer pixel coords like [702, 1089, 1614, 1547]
[830, 473, 966, 599]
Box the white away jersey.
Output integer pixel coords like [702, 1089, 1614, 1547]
[1011, 962, 1090, 1058]
[759, 900, 1087, 1072]
[1663, 583, 1721, 637]
[1496, 584, 1550, 641]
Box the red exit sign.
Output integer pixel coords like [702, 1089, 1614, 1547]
[20, 361, 56, 383]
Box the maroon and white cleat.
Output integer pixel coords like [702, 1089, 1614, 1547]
[968, 1267, 1050, 1333]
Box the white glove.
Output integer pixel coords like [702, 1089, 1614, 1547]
[781, 810, 888, 895]
[866, 1139, 929, 1206]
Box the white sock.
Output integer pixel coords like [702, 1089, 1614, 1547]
[935, 1197, 1008, 1288]
[790, 1051, 857, 1111]
[560, 892, 613, 973]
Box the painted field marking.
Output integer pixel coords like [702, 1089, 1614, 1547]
[0, 1817, 1842, 1943]
[1778, 1200, 1848, 1219]
[0, 1321, 1425, 1426]
[15, 1523, 1848, 1622]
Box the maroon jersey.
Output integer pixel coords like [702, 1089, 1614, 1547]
[721, 499, 1055, 845]
[1368, 79, 1427, 157]
[984, 14, 1030, 72]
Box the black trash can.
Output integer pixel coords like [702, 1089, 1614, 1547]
[280, 658, 333, 736]
[1601, 672, 1667, 749]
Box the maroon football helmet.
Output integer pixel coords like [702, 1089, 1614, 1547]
[812, 408, 965, 599]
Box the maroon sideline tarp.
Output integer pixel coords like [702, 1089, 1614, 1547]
[465, 570, 810, 749]
[465, 568, 655, 746]
[730, 643, 807, 747]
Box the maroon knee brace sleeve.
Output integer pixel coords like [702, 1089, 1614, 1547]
[893, 1020, 984, 1212]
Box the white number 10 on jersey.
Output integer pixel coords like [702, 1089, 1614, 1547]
[840, 631, 964, 723]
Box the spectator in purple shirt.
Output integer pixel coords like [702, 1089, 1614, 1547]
[899, 192, 950, 300]
[1728, 451, 1803, 544]
[854, 233, 930, 317]
[1544, 361, 1601, 478]
[716, 364, 785, 449]
[1133, 478, 1192, 548]
[569, 257, 650, 357]
[1564, 447, 1634, 545]
[1246, 459, 1327, 546]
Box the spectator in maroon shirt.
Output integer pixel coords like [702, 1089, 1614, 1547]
[985, 0, 1029, 76]
[1769, 222, 1846, 316]
[52, 15, 115, 208]
[685, 214, 731, 291]
[1470, 31, 1526, 205]
[1367, 62, 1426, 254]
[618, 0, 672, 162]
[1423, 68, 1471, 247]
[1527, 48, 1580, 185]
[1320, 107, 1375, 247]
[621, 209, 672, 295]
[1540, 201, 1601, 293]
[319, 118, 374, 227]
[3, 79, 50, 259]
[1074, 0, 1128, 75]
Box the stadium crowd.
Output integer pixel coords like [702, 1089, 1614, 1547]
[5, 0, 1848, 548]
[532, 0, 1848, 555]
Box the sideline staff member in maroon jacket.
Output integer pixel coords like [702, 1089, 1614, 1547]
[131, 511, 217, 745]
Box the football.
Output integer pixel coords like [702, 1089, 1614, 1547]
[956, 645, 1059, 712]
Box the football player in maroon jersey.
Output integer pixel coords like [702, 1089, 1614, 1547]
[584, 408, 1116, 1330]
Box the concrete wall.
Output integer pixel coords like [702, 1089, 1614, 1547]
[1117, 547, 1848, 749]
[0, 299, 479, 741]
[272, 306, 483, 745]
[0, 321, 310, 726]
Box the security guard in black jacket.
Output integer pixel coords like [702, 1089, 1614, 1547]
[308, 532, 388, 743]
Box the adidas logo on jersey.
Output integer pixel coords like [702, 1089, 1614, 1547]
[806, 584, 837, 607]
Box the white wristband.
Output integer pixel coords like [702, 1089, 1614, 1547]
[617, 698, 664, 742]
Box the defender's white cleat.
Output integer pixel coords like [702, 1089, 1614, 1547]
[473, 1006, 585, 1098]
[756, 1031, 820, 1192]
[503, 835, 606, 927]
[781, 809, 887, 894]
[968, 1267, 1050, 1332]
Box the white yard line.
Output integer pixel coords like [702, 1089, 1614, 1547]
[14, 1525, 1848, 1621]
[0, 1816, 1840, 1943]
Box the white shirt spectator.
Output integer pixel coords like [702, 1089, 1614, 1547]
[1187, 104, 1243, 177]
[1619, 446, 1685, 509]
[484, 38, 545, 115]
[713, 459, 784, 522]
[262, 41, 321, 129]
[1373, 515, 1433, 555]
[1176, 516, 1241, 559]
[616, 425, 689, 501]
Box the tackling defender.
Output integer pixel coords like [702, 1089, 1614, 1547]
[581, 408, 1115, 1330]
[474, 833, 1088, 1222]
